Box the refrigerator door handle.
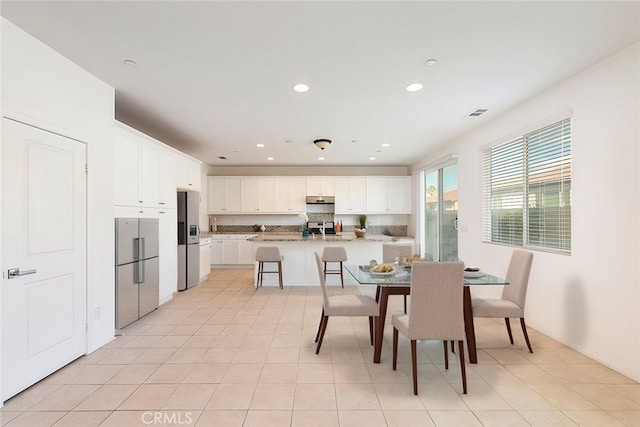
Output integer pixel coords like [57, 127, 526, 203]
[138, 237, 145, 260]
[134, 261, 145, 284]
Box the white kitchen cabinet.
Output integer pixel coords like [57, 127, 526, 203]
[114, 128, 141, 206]
[210, 236, 237, 265]
[210, 234, 255, 265]
[334, 177, 367, 214]
[306, 177, 335, 196]
[199, 237, 211, 280]
[275, 177, 306, 213]
[139, 140, 159, 206]
[208, 177, 242, 213]
[241, 177, 276, 213]
[236, 239, 255, 264]
[176, 154, 201, 191]
[366, 176, 410, 214]
[157, 149, 176, 208]
[113, 205, 177, 304]
[114, 124, 177, 208]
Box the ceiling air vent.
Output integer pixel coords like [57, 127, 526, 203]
[468, 108, 488, 117]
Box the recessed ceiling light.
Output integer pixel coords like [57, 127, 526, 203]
[293, 83, 309, 93]
[267, 157, 274, 161]
[382, 143, 390, 147]
[424, 58, 437, 66]
[369, 157, 376, 161]
[318, 157, 325, 161]
[123, 59, 137, 66]
[406, 83, 423, 92]
[217, 156, 227, 160]
[256, 143, 265, 148]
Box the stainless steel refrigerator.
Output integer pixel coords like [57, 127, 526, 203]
[115, 218, 159, 329]
[177, 190, 200, 291]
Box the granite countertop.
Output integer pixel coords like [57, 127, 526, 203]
[247, 232, 413, 242]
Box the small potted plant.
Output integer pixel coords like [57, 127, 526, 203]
[355, 214, 367, 238]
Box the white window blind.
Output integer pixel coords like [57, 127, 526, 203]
[482, 118, 571, 253]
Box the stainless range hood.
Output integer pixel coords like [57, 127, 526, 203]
[306, 195, 335, 204]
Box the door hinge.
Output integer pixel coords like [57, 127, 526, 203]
[85, 164, 88, 175]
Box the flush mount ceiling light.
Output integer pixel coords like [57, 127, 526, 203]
[123, 59, 137, 66]
[318, 157, 325, 161]
[267, 157, 274, 161]
[256, 143, 265, 148]
[424, 58, 438, 66]
[369, 157, 376, 161]
[406, 83, 423, 92]
[382, 143, 390, 147]
[313, 138, 331, 150]
[293, 83, 309, 93]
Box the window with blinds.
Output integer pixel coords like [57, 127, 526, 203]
[481, 118, 571, 253]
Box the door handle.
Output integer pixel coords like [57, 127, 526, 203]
[7, 268, 37, 279]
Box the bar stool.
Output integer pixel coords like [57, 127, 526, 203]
[255, 246, 283, 290]
[322, 246, 347, 287]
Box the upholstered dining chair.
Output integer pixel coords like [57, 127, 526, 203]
[383, 243, 413, 313]
[313, 252, 379, 354]
[471, 249, 534, 353]
[392, 261, 467, 395]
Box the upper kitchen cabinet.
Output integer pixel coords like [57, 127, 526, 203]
[366, 176, 411, 214]
[114, 124, 176, 208]
[241, 177, 276, 213]
[207, 176, 241, 213]
[335, 177, 366, 214]
[176, 154, 201, 191]
[306, 177, 335, 196]
[275, 177, 306, 213]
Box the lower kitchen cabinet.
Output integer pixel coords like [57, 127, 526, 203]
[199, 237, 211, 280]
[210, 234, 256, 266]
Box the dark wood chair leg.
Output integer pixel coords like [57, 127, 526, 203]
[392, 328, 398, 370]
[403, 295, 407, 314]
[458, 340, 467, 394]
[314, 308, 324, 343]
[520, 318, 533, 353]
[451, 340, 455, 353]
[278, 261, 283, 289]
[505, 318, 514, 344]
[368, 316, 374, 345]
[340, 262, 344, 288]
[443, 340, 449, 369]
[411, 340, 418, 395]
[256, 262, 263, 289]
[315, 315, 329, 354]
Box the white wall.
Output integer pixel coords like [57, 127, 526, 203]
[1, 16, 116, 371]
[411, 42, 640, 381]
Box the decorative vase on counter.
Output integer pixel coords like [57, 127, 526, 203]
[302, 229, 310, 237]
[354, 228, 366, 238]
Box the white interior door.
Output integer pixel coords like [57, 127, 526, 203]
[2, 118, 87, 401]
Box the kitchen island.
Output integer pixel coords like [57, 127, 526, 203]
[248, 233, 414, 287]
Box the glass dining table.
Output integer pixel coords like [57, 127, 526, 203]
[345, 264, 509, 364]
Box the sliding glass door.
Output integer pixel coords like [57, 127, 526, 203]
[424, 163, 458, 261]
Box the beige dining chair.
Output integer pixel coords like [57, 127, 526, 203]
[392, 261, 467, 395]
[321, 246, 348, 287]
[383, 243, 413, 313]
[471, 249, 534, 353]
[313, 252, 379, 354]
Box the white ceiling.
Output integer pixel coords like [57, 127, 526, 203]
[2, 1, 639, 167]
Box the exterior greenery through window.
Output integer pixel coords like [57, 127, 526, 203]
[481, 118, 571, 253]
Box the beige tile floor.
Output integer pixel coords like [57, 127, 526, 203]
[1, 269, 639, 427]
